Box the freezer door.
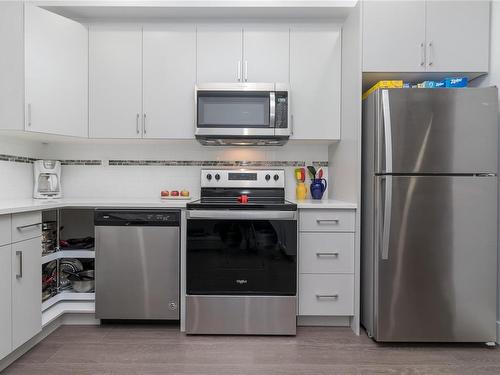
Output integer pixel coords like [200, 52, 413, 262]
[375, 88, 498, 174]
[374, 175, 497, 342]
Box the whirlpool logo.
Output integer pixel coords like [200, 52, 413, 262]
[236, 279, 248, 285]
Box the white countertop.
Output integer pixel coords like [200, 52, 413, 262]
[292, 199, 357, 209]
[0, 198, 196, 215]
[0, 197, 356, 215]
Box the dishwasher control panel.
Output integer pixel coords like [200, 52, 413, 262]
[94, 209, 180, 226]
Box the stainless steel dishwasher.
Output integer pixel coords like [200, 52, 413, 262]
[94, 209, 180, 320]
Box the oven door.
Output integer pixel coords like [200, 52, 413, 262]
[186, 210, 297, 296]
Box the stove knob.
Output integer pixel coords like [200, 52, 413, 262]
[206, 174, 212, 181]
[265, 174, 271, 181]
[274, 174, 280, 181]
[215, 174, 221, 181]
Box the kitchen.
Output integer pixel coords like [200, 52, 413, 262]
[0, 0, 499, 373]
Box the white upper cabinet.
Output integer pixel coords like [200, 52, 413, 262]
[242, 25, 290, 83]
[89, 25, 143, 138]
[0, 2, 24, 131]
[290, 25, 341, 140]
[362, 1, 426, 72]
[362, 0, 490, 73]
[25, 5, 88, 136]
[196, 25, 243, 83]
[143, 25, 196, 139]
[425, 1, 490, 72]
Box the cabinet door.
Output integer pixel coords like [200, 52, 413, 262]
[0, 2, 24, 131]
[0, 244, 12, 359]
[243, 25, 289, 83]
[143, 25, 196, 139]
[89, 25, 142, 138]
[25, 5, 88, 137]
[196, 25, 243, 83]
[290, 25, 341, 140]
[425, 1, 490, 72]
[362, 1, 426, 72]
[12, 237, 41, 350]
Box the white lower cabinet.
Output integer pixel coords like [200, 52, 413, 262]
[299, 274, 354, 316]
[298, 208, 356, 318]
[11, 236, 42, 350]
[0, 244, 12, 359]
[299, 232, 354, 274]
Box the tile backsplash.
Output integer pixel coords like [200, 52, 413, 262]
[0, 138, 330, 200]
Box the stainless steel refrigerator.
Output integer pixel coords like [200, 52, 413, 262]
[361, 87, 498, 342]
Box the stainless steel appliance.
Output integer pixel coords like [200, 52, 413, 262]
[186, 169, 297, 335]
[33, 160, 62, 199]
[195, 83, 290, 146]
[361, 87, 498, 343]
[95, 210, 180, 320]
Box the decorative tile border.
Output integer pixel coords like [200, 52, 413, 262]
[61, 160, 102, 166]
[108, 160, 329, 167]
[0, 154, 327, 168]
[0, 154, 102, 166]
[0, 154, 37, 164]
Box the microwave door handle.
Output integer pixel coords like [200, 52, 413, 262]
[269, 92, 276, 128]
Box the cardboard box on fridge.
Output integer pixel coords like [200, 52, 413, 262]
[362, 80, 404, 100]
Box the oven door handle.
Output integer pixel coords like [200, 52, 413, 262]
[187, 210, 297, 220]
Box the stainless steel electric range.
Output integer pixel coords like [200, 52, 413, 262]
[186, 169, 297, 335]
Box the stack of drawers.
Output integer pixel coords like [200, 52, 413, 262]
[298, 209, 356, 316]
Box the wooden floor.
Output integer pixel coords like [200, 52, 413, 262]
[3, 325, 500, 374]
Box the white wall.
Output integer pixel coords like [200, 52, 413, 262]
[43, 139, 330, 200]
[0, 134, 48, 199]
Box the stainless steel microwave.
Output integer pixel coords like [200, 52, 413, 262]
[195, 83, 290, 146]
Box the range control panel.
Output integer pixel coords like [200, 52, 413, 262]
[201, 169, 285, 189]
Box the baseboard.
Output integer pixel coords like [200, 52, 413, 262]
[297, 315, 350, 327]
[61, 313, 100, 325]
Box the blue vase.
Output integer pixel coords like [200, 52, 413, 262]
[310, 178, 327, 200]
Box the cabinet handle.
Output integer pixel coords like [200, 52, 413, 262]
[316, 294, 338, 299]
[16, 251, 22, 279]
[316, 219, 340, 224]
[237, 61, 241, 81]
[136, 113, 140, 135]
[17, 222, 42, 230]
[291, 114, 294, 135]
[27, 103, 32, 127]
[143, 113, 147, 135]
[244, 60, 248, 82]
[316, 252, 339, 258]
[420, 42, 425, 67]
[428, 42, 433, 66]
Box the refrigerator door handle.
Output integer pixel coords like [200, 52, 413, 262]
[381, 175, 392, 260]
[381, 90, 393, 173]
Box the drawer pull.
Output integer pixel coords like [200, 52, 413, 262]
[316, 252, 339, 257]
[316, 219, 339, 224]
[17, 222, 42, 230]
[316, 294, 339, 299]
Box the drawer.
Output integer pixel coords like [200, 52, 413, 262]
[299, 233, 354, 274]
[11, 211, 42, 243]
[0, 215, 11, 246]
[299, 274, 354, 316]
[299, 209, 355, 232]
